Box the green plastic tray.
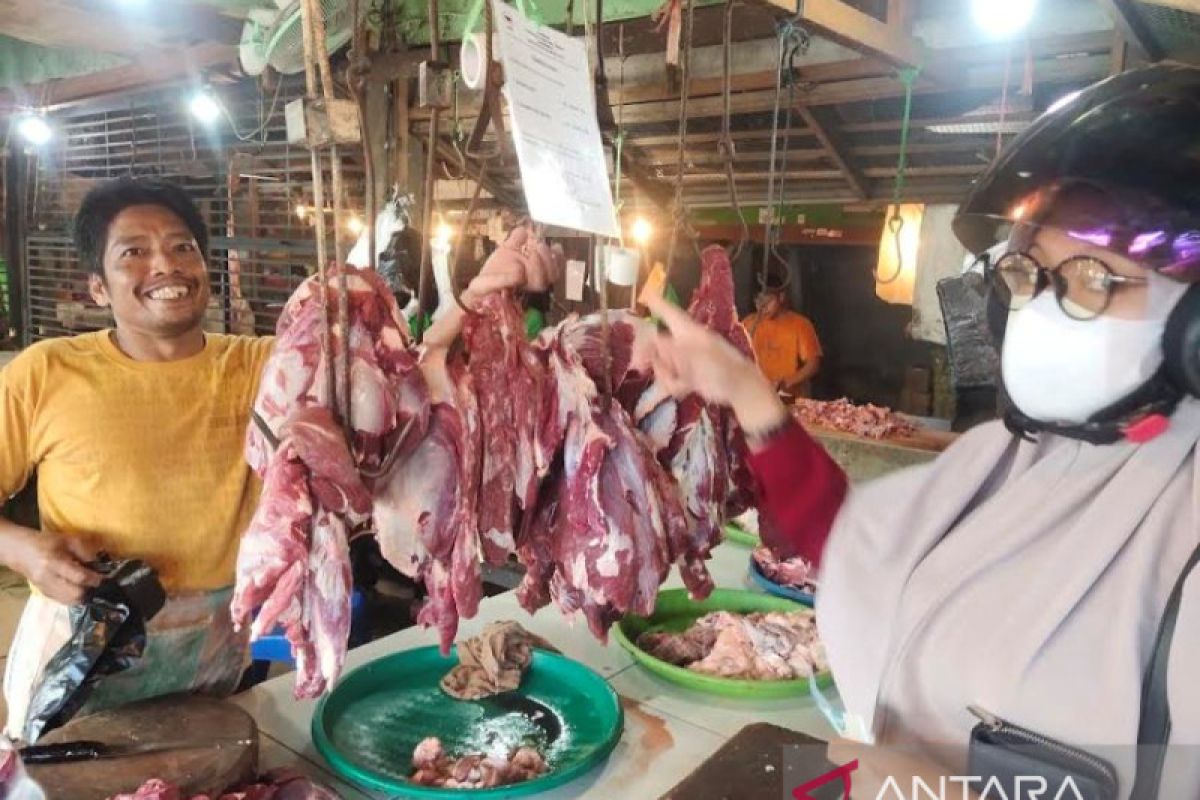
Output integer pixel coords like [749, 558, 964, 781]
[723, 521, 761, 548]
[613, 588, 831, 699]
[312, 646, 623, 798]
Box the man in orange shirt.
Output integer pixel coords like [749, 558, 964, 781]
[742, 277, 823, 397]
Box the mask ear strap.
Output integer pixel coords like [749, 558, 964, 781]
[1163, 281, 1200, 397]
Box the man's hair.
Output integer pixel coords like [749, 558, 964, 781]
[74, 178, 209, 276]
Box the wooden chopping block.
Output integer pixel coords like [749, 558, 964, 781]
[26, 695, 258, 800]
[660, 723, 840, 800]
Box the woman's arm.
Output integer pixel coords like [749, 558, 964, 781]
[642, 294, 848, 565]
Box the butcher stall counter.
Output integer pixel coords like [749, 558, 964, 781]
[807, 421, 958, 483]
[233, 541, 836, 798]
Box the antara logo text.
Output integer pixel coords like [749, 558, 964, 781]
[791, 762, 1087, 800]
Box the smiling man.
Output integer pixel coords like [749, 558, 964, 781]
[0, 178, 275, 737]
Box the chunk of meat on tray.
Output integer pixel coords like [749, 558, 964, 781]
[410, 737, 548, 789]
[637, 610, 826, 680]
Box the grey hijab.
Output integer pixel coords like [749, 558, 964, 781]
[817, 399, 1200, 795]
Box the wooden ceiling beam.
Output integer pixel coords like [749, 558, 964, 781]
[1093, 0, 1164, 60]
[841, 111, 1036, 134]
[749, 0, 925, 71]
[426, 136, 525, 210]
[664, 164, 984, 183]
[793, 104, 867, 199]
[415, 30, 1112, 125]
[0, 43, 236, 113]
[0, 0, 241, 56]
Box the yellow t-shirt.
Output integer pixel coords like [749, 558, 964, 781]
[742, 310, 822, 386]
[0, 331, 275, 592]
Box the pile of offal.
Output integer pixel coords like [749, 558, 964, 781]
[231, 234, 758, 698]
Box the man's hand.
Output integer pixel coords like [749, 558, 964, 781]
[461, 225, 565, 309]
[7, 529, 102, 605]
[425, 225, 565, 350]
[640, 294, 789, 441]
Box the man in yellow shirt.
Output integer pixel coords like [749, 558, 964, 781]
[742, 276, 823, 397]
[0, 178, 276, 737]
[0, 179, 532, 738]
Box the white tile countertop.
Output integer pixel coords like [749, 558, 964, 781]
[233, 541, 834, 798]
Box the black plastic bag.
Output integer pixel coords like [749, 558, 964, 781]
[21, 557, 166, 743]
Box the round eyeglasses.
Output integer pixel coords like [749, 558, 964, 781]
[988, 252, 1149, 320]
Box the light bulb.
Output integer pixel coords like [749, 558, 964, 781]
[347, 216, 365, 235]
[432, 221, 453, 247]
[631, 217, 653, 247]
[971, 0, 1036, 37]
[295, 204, 308, 221]
[17, 116, 52, 146]
[189, 91, 222, 125]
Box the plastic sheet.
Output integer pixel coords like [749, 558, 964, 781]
[0, 736, 46, 800]
[21, 558, 166, 743]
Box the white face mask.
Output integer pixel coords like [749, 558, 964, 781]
[1001, 282, 1188, 424]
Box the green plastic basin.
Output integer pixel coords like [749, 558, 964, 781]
[613, 588, 831, 699]
[722, 521, 761, 548]
[311, 646, 623, 797]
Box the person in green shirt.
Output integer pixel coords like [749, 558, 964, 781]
[524, 289, 550, 339]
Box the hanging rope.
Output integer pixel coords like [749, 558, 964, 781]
[995, 42, 1013, 164]
[612, 24, 627, 219]
[348, 0, 375, 272]
[305, 0, 352, 427]
[664, 0, 697, 286]
[875, 66, 920, 285]
[718, 0, 749, 262]
[416, 0, 444, 332]
[298, 0, 339, 427]
[441, 72, 469, 180]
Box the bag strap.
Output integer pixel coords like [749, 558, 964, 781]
[1131, 540, 1200, 799]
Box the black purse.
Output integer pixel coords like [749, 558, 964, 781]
[967, 542, 1200, 800]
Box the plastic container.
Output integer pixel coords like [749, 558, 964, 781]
[613, 588, 830, 699]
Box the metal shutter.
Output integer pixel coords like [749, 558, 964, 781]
[22, 75, 363, 341]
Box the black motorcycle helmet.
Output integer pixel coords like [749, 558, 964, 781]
[952, 62, 1200, 444]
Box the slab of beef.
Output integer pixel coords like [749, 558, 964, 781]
[793, 397, 917, 440]
[373, 351, 481, 653]
[637, 610, 826, 680]
[246, 266, 428, 481]
[410, 737, 548, 789]
[628, 246, 758, 598]
[233, 265, 430, 696]
[462, 292, 549, 564]
[516, 326, 690, 640]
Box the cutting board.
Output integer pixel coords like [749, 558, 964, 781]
[660, 723, 842, 800]
[26, 695, 258, 800]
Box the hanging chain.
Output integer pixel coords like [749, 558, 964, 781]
[718, 0, 749, 262]
[876, 66, 920, 285]
[664, 0, 697, 285]
[761, 21, 809, 287]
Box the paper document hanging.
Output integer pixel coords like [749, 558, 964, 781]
[493, 1, 620, 238]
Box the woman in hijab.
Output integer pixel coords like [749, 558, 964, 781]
[643, 63, 1200, 798]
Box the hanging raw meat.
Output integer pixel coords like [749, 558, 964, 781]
[233, 265, 430, 696]
[462, 293, 548, 565]
[233, 239, 761, 693]
[372, 350, 482, 653]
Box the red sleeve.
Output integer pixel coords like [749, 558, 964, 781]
[747, 420, 847, 568]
